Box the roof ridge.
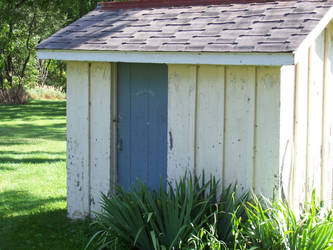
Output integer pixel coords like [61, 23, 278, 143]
[98, 0, 279, 11]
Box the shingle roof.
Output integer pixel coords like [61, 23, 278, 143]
[37, 0, 333, 53]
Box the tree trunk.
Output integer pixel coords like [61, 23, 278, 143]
[0, 74, 4, 90]
[5, 58, 13, 87]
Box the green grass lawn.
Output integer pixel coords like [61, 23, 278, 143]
[0, 100, 91, 250]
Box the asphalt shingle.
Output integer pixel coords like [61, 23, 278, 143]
[37, 0, 333, 53]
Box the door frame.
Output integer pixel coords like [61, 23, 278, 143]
[110, 62, 118, 192]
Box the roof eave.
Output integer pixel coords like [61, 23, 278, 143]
[294, 5, 333, 64]
[37, 49, 294, 66]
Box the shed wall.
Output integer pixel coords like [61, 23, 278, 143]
[292, 23, 333, 210]
[66, 36, 333, 218]
[168, 65, 281, 197]
[66, 62, 114, 219]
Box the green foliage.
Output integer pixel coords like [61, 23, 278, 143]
[0, 0, 66, 88]
[0, 0, 111, 92]
[87, 174, 220, 249]
[215, 185, 249, 245]
[88, 176, 333, 250]
[234, 192, 333, 250]
[187, 214, 228, 250]
[87, 174, 251, 250]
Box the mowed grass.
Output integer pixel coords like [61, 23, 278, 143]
[0, 100, 91, 250]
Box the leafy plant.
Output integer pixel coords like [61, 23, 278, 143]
[234, 191, 333, 250]
[87, 173, 219, 250]
[215, 185, 249, 246]
[186, 213, 228, 250]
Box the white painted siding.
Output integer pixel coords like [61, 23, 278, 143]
[67, 62, 90, 219]
[322, 24, 333, 208]
[168, 64, 281, 198]
[90, 62, 112, 213]
[196, 65, 224, 184]
[66, 62, 113, 219]
[167, 65, 196, 184]
[224, 66, 256, 193]
[307, 33, 325, 202]
[254, 67, 280, 198]
[293, 53, 309, 212]
[291, 23, 333, 210]
[279, 65, 295, 204]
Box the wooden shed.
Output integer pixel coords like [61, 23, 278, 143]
[37, 0, 333, 219]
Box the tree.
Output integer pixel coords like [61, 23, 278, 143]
[0, 0, 64, 89]
[0, 0, 111, 93]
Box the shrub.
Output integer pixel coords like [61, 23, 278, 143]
[0, 87, 29, 104]
[27, 85, 66, 100]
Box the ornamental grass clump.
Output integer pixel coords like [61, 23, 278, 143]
[86, 173, 223, 250]
[86, 174, 332, 250]
[234, 192, 333, 250]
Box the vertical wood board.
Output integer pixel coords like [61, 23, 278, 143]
[322, 24, 333, 207]
[66, 61, 90, 219]
[196, 65, 224, 183]
[90, 62, 112, 213]
[224, 66, 255, 192]
[279, 65, 295, 203]
[110, 63, 118, 192]
[254, 67, 280, 198]
[307, 33, 324, 201]
[293, 52, 309, 212]
[167, 64, 196, 184]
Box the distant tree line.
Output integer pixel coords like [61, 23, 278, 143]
[0, 0, 110, 91]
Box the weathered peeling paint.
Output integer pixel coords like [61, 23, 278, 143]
[167, 64, 196, 184]
[196, 65, 224, 185]
[90, 62, 112, 214]
[224, 66, 256, 192]
[65, 26, 333, 218]
[254, 67, 280, 198]
[66, 61, 90, 219]
[167, 64, 282, 198]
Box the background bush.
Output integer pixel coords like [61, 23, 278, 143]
[0, 86, 29, 104]
[27, 85, 66, 100]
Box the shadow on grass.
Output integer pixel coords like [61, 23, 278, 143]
[0, 100, 66, 141]
[0, 190, 66, 217]
[0, 191, 92, 250]
[0, 157, 65, 165]
[0, 122, 66, 142]
[3, 151, 65, 156]
[0, 100, 66, 122]
[0, 209, 91, 250]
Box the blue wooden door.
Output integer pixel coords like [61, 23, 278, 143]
[117, 63, 168, 192]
